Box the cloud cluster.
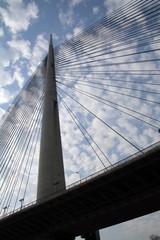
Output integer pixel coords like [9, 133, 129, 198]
[59, 7, 74, 27]
[70, 0, 84, 8]
[103, 0, 130, 14]
[28, 34, 48, 74]
[7, 38, 31, 60]
[0, 27, 4, 36]
[92, 6, 100, 15]
[0, 1, 49, 121]
[0, 0, 39, 34]
[0, 33, 48, 112]
[58, 0, 85, 31]
[0, 87, 14, 104]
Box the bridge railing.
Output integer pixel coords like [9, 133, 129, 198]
[66, 140, 160, 189]
[1, 141, 160, 220]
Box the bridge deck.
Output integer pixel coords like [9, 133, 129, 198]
[0, 144, 160, 239]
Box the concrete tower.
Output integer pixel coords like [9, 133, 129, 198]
[37, 34, 65, 200]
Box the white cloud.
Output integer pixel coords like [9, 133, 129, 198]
[66, 32, 72, 40]
[58, 0, 85, 28]
[103, 0, 130, 14]
[0, 27, 4, 36]
[0, 0, 39, 34]
[6, 34, 48, 76]
[59, 7, 74, 27]
[66, 24, 84, 39]
[0, 107, 5, 118]
[0, 50, 10, 67]
[0, 66, 13, 87]
[70, 0, 84, 7]
[28, 33, 48, 75]
[13, 66, 25, 88]
[0, 87, 14, 104]
[0, 37, 31, 98]
[52, 33, 59, 42]
[73, 26, 83, 35]
[7, 38, 31, 60]
[92, 6, 100, 15]
[0, 33, 48, 108]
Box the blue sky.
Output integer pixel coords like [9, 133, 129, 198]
[0, 0, 160, 239]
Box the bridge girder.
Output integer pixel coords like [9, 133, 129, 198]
[0, 145, 160, 240]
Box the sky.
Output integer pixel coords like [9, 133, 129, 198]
[0, 0, 160, 239]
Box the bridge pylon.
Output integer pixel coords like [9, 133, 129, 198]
[37, 34, 65, 200]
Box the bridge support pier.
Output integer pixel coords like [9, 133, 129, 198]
[82, 231, 100, 240]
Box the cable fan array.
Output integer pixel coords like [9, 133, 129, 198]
[0, 0, 160, 216]
[0, 59, 46, 215]
[55, 0, 160, 169]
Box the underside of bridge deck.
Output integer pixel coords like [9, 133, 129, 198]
[0, 145, 160, 240]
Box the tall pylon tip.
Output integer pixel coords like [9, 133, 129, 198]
[49, 34, 53, 45]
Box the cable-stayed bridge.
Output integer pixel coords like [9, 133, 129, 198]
[0, 0, 160, 239]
